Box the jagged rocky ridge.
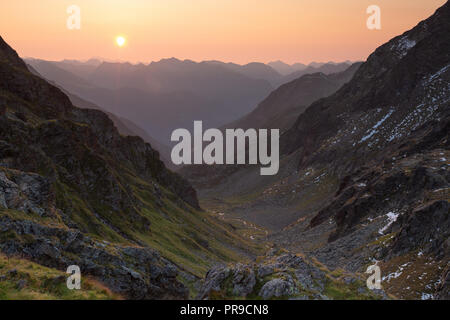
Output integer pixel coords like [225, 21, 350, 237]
[194, 3, 449, 299]
[277, 2, 450, 300]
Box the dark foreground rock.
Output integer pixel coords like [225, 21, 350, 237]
[198, 252, 386, 300]
[0, 34, 199, 299]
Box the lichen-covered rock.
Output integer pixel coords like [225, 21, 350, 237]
[0, 170, 51, 216]
[231, 264, 256, 296]
[197, 266, 231, 299]
[199, 253, 383, 300]
[259, 277, 297, 299]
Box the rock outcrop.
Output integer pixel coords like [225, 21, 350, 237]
[198, 252, 385, 300]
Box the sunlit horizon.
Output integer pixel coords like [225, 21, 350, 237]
[1, 0, 446, 65]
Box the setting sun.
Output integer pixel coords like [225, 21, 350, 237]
[116, 36, 126, 47]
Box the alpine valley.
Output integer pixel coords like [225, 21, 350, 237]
[0, 2, 449, 301]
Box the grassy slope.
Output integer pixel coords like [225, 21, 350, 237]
[0, 254, 120, 300]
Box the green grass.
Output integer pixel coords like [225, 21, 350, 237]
[0, 254, 120, 300]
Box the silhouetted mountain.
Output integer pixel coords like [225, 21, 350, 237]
[180, 62, 362, 189]
[277, 62, 353, 86]
[206, 61, 282, 85]
[268, 61, 353, 80]
[55, 58, 101, 79]
[227, 62, 363, 132]
[268, 60, 307, 75]
[27, 58, 274, 146]
[25, 59, 94, 92]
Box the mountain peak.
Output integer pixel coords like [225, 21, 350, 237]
[0, 36, 28, 70]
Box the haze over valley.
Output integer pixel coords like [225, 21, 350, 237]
[0, 0, 448, 302]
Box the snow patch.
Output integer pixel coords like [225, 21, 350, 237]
[424, 64, 450, 85]
[356, 182, 367, 187]
[378, 211, 400, 235]
[391, 36, 417, 58]
[421, 293, 434, 300]
[360, 109, 395, 143]
[382, 270, 403, 282]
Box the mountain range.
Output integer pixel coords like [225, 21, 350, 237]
[0, 1, 448, 301]
[227, 62, 363, 132]
[26, 58, 274, 146]
[26, 57, 353, 148]
[182, 2, 450, 300]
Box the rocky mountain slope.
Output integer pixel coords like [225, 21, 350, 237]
[0, 36, 259, 299]
[226, 62, 362, 132]
[191, 2, 449, 300]
[198, 251, 386, 300]
[61, 89, 174, 169]
[204, 61, 283, 86]
[26, 64, 173, 166]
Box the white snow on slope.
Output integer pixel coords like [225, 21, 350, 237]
[391, 36, 417, 58]
[360, 109, 395, 143]
[424, 64, 450, 85]
[379, 211, 400, 235]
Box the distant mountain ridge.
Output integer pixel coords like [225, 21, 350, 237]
[179, 62, 363, 187]
[26, 58, 275, 146]
[276, 62, 354, 86]
[226, 62, 363, 132]
[268, 60, 354, 75]
[26, 57, 358, 149]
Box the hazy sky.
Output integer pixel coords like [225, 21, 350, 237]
[0, 0, 446, 64]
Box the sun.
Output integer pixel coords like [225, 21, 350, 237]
[115, 36, 126, 47]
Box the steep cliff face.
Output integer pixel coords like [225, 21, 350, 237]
[281, 2, 450, 168]
[196, 2, 449, 300]
[0, 36, 253, 299]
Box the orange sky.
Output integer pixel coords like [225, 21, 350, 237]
[0, 0, 446, 64]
